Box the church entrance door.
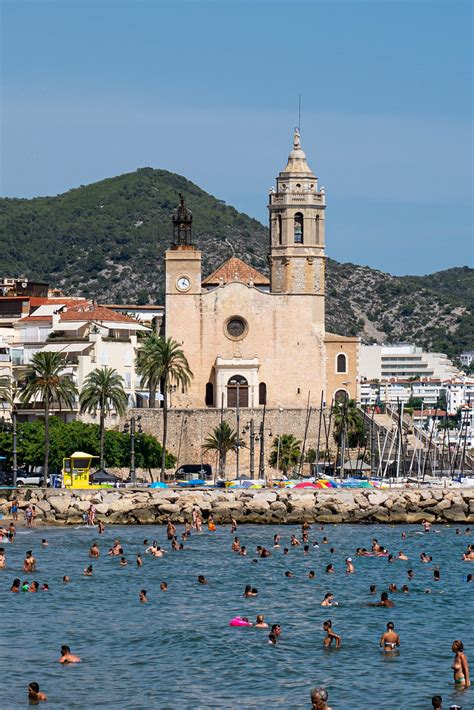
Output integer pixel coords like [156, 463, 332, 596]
[227, 375, 249, 408]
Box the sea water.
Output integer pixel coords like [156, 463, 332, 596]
[0, 523, 472, 709]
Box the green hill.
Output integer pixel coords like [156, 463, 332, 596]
[0, 168, 472, 357]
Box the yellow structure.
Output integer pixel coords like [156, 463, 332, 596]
[62, 451, 99, 489]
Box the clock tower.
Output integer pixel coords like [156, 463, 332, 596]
[165, 194, 202, 296]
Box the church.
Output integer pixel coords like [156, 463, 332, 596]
[164, 130, 359, 411]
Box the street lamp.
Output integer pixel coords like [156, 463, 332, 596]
[123, 414, 142, 485]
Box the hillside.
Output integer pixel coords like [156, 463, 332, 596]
[1, 168, 472, 357]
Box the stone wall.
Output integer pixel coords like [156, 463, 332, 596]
[121, 406, 334, 478]
[1, 487, 473, 525]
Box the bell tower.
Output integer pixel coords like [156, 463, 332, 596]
[268, 129, 326, 298]
[165, 193, 201, 297]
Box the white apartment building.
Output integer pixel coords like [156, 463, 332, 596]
[460, 350, 474, 369]
[11, 301, 150, 421]
[360, 343, 460, 381]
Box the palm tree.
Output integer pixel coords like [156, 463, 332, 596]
[79, 366, 128, 472]
[269, 434, 301, 476]
[20, 352, 77, 486]
[135, 332, 162, 408]
[136, 335, 192, 481]
[202, 421, 245, 478]
[332, 399, 364, 447]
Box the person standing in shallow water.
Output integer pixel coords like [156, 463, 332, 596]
[451, 640, 470, 687]
[310, 687, 332, 710]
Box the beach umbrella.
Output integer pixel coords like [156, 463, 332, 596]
[294, 482, 318, 489]
[149, 481, 169, 489]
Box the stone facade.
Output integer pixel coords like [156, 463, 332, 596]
[164, 129, 359, 417]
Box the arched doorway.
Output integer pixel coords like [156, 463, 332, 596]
[227, 375, 249, 407]
[334, 389, 349, 404]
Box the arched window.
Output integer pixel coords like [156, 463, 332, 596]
[205, 382, 214, 407]
[227, 375, 249, 407]
[278, 215, 282, 245]
[259, 382, 267, 405]
[336, 353, 347, 373]
[334, 389, 349, 404]
[315, 215, 320, 244]
[294, 213, 304, 243]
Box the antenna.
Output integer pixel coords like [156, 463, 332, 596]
[298, 93, 302, 133]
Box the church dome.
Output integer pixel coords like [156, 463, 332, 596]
[281, 128, 315, 176]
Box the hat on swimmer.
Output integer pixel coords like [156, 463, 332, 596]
[347, 557, 352, 562]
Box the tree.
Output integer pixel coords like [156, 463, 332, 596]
[202, 421, 244, 477]
[20, 352, 77, 485]
[332, 399, 365, 448]
[137, 336, 192, 481]
[269, 434, 301, 475]
[79, 367, 128, 472]
[135, 332, 162, 408]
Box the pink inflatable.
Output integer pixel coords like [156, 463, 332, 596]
[229, 617, 253, 627]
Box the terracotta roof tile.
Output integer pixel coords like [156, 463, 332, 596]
[60, 304, 139, 324]
[202, 257, 269, 286]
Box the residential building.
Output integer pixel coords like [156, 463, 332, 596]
[360, 343, 460, 381]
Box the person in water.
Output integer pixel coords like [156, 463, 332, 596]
[321, 592, 336, 607]
[379, 622, 400, 652]
[243, 585, 257, 597]
[322, 620, 341, 648]
[139, 589, 148, 603]
[431, 695, 442, 709]
[451, 640, 470, 687]
[58, 645, 81, 663]
[254, 614, 268, 628]
[369, 592, 394, 608]
[345, 557, 355, 574]
[310, 686, 332, 710]
[160, 582, 168, 592]
[11, 578, 20, 593]
[197, 575, 208, 585]
[136, 554, 143, 567]
[89, 543, 100, 558]
[28, 682, 47, 703]
[83, 565, 93, 577]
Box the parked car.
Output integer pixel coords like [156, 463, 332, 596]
[174, 464, 213, 481]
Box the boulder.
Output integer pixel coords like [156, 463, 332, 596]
[442, 505, 468, 522]
[133, 509, 157, 524]
[48, 496, 73, 515]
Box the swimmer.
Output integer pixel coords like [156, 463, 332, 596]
[322, 537, 329, 545]
[284, 571, 293, 578]
[323, 620, 341, 648]
[397, 551, 408, 560]
[42, 584, 49, 591]
[431, 695, 442, 709]
[388, 583, 398, 593]
[313, 541, 319, 549]
[83, 565, 93, 577]
[402, 585, 410, 593]
[369, 592, 394, 608]
[290, 535, 300, 546]
[325, 564, 335, 574]
[11, 578, 20, 592]
[370, 585, 377, 595]
[271, 623, 281, 638]
[310, 686, 332, 710]
[136, 554, 143, 567]
[308, 571, 315, 579]
[268, 632, 278, 645]
[345, 557, 355, 574]
[243, 585, 258, 597]
[273, 534, 280, 547]
[303, 544, 310, 555]
[63, 575, 69, 584]
[29, 581, 39, 592]
[371, 539, 383, 553]
[139, 589, 148, 603]
[197, 575, 208, 585]
[230, 517, 237, 533]
[321, 592, 336, 607]
[97, 520, 105, 534]
[108, 540, 122, 556]
[283, 548, 289, 555]
[462, 544, 474, 561]
[407, 569, 414, 580]
[41, 539, 48, 547]
[260, 547, 271, 558]
[166, 520, 176, 540]
[22, 581, 29, 592]
[422, 519, 431, 532]
[160, 582, 168, 591]
[23, 551, 36, 573]
[231, 537, 240, 552]
[120, 557, 127, 567]
[239, 546, 247, 556]
[380, 622, 400, 652]
[452, 640, 470, 687]
[433, 568, 440, 581]
[28, 682, 47, 703]
[58, 645, 81, 663]
[89, 543, 100, 558]
[329, 547, 336, 554]
[254, 614, 268, 628]
[420, 552, 432, 563]
[0, 547, 6, 568]
[467, 574, 473, 583]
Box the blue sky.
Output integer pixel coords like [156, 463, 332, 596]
[1, 0, 472, 275]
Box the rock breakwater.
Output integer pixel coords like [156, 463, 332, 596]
[1, 487, 474, 525]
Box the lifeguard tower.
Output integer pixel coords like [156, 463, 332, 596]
[62, 452, 99, 489]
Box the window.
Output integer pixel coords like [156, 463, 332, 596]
[336, 353, 347, 373]
[205, 382, 214, 407]
[225, 316, 248, 341]
[259, 382, 267, 405]
[334, 389, 348, 403]
[294, 213, 304, 243]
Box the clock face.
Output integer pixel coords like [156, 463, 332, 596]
[176, 276, 190, 291]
